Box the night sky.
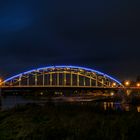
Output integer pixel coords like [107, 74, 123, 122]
[0, 0, 140, 81]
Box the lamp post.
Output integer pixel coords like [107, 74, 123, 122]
[112, 82, 116, 87]
[124, 80, 130, 87]
[124, 81, 131, 96]
[136, 83, 140, 94]
[137, 83, 140, 87]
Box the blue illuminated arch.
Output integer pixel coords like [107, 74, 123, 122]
[3, 65, 122, 86]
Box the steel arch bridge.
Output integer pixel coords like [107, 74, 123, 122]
[1, 66, 123, 88]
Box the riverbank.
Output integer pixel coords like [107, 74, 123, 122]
[0, 102, 140, 140]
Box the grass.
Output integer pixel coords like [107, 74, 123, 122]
[0, 102, 140, 140]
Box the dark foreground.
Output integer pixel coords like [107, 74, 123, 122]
[0, 102, 140, 140]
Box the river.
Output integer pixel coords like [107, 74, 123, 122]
[1, 95, 140, 112]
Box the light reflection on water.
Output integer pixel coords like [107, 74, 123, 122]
[104, 102, 119, 111]
[137, 106, 140, 112]
[103, 101, 140, 112]
[1, 95, 140, 112]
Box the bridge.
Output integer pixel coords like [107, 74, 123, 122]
[0, 66, 123, 89]
[1, 66, 140, 103]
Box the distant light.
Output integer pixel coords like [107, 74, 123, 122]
[112, 82, 116, 87]
[110, 92, 114, 96]
[137, 83, 140, 87]
[0, 78, 2, 85]
[124, 80, 130, 86]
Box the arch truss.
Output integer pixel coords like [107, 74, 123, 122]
[2, 66, 123, 88]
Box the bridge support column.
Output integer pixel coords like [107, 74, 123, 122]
[43, 71, 45, 86]
[90, 77, 92, 87]
[108, 81, 111, 87]
[35, 74, 37, 86]
[95, 75, 98, 87]
[57, 73, 59, 86]
[70, 72, 73, 87]
[83, 77, 86, 86]
[27, 74, 29, 86]
[50, 73, 52, 86]
[77, 74, 79, 87]
[102, 79, 104, 87]
[64, 72, 66, 86]
[19, 76, 21, 86]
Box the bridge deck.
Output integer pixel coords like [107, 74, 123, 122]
[1, 85, 140, 91]
[0, 85, 126, 89]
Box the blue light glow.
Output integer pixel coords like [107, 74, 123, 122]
[3, 65, 122, 86]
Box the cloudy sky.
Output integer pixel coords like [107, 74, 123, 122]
[0, 0, 139, 81]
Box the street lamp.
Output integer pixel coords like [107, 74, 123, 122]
[137, 83, 140, 87]
[124, 80, 130, 87]
[112, 82, 116, 87]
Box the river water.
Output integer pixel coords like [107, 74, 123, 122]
[1, 95, 140, 112]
